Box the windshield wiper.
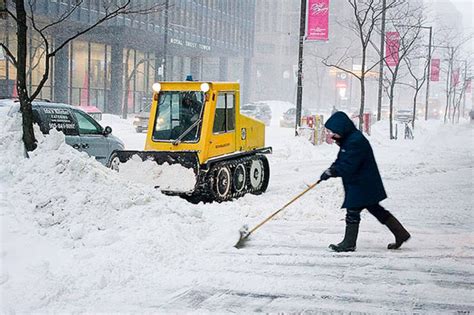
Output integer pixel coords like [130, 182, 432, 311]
[172, 118, 202, 146]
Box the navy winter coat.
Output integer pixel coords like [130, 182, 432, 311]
[325, 112, 387, 209]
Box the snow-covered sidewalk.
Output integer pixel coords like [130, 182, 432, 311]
[1, 114, 472, 313]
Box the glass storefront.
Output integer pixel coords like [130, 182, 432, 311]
[89, 42, 108, 110]
[70, 40, 88, 107]
[1, 0, 255, 109]
[0, 27, 52, 99]
[123, 48, 155, 113]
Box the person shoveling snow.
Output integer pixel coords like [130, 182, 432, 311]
[320, 111, 411, 252]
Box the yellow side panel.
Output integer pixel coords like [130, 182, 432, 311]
[207, 131, 236, 159]
[237, 115, 265, 151]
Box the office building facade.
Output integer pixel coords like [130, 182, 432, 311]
[0, 0, 255, 113]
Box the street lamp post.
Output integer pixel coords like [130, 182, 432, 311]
[432, 45, 454, 123]
[424, 26, 432, 121]
[376, 0, 386, 121]
[163, 0, 170, 81]
[461, 60, 468, 118]
[295, 0, 306, 136]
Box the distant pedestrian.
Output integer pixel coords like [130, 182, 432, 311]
[320, 111, 410, 252]
[469, 109, 474, 123]
[331, 106, 338, 115]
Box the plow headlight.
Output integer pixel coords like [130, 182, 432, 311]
[200, 83, 210, 92]
[152, 83, 161, 92]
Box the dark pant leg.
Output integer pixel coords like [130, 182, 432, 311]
[346, 207, 363, 224]
[366, 203, 391, 224]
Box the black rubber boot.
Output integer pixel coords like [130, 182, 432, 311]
[329, 223, 359, 252]
[385, 215, 411, 249]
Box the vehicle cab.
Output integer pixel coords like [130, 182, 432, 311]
[145, 81, 266, 165]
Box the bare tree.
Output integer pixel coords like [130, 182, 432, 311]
[434, 29, 473, 124]
[451, 59, 473, 123]
[372, 2, 424, 139]
[122, 48, 156, 119]
[322, 0, 402, 130]
[0, 0, 164, 152]
[397, 53, 429, 129]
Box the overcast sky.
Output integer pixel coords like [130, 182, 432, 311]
[432, 0, 473, 30]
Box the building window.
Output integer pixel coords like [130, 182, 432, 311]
[70, 40, 89, 106]
[90, 42, 106, 109]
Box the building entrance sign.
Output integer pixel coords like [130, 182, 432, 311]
[170, 38, 211, 52]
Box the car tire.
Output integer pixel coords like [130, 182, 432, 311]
[107, 152, 121, 171]
[135, 127, 142, 133]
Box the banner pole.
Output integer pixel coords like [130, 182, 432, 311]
[295, 0, 307, 136]
[425, 26, 432, 121]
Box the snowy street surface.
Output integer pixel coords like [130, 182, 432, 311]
[1, 106, 473, 313]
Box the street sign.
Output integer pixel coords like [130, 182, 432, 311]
[336, 72, 348, 88]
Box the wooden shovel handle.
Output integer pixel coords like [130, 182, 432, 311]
[247, 180, 321, 236]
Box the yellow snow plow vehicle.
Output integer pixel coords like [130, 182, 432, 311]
[114, 81, 271, 202]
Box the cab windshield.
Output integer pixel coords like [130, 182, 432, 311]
[152, 91, 205, 142]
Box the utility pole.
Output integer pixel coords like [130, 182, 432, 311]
[446, 46, 454, 123]
[163, 0, 170, 81]
[431, 45, 455, 123]
[461, 60, 468, 117]
[376, 0, 386, 121]
[295, 0, 306, 136]
[424, 26, 432, 120]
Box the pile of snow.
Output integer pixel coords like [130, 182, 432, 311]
[118, 156, 196, 192]
[0, 116, 203, 249]
[0, 113, 244, 311]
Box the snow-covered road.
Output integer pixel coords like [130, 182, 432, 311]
[1, 111, 473, 313]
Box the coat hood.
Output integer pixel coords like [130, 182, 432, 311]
[324, 111, 357, 138]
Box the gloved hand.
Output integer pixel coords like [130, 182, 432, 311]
[320, 168, 333, 181]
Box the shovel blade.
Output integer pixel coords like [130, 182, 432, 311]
[234, 225, 250, 249]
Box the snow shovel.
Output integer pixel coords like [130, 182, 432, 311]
[234, 180, 321, 249]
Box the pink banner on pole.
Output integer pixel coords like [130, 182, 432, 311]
[306, 0, 329, 41]
[430, 59, 440, 81]
[451, 68, 460, 87]
[385, 32, 400, 67]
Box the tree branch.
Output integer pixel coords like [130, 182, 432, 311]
[321, 59, 361, 81]
[48, 1, 165, 58]
[38, 0, 84, 32]
[28, 0, 51, 100]
[0, 42, 17, 66]
[5, 8, 18, 22]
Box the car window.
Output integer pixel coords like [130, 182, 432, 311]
[39, 107, 79, 136]
[73, 110, 102, 135]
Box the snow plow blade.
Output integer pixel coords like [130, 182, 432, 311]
[114, 150, 200, 193]
[115, 150, 199, 172]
